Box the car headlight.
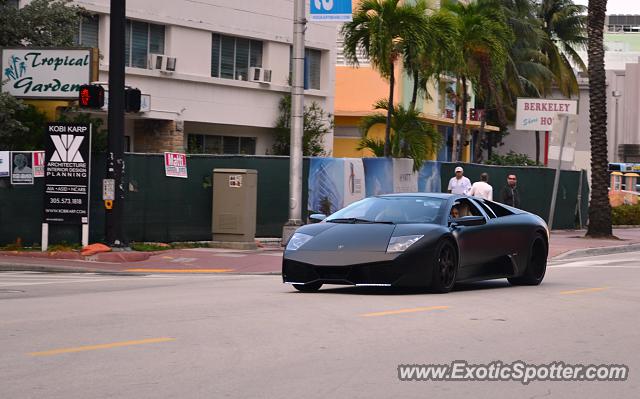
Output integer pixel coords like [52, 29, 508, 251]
[386, 235, 424, 253]
[286, 233, 313, 251]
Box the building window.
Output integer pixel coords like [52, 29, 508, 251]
[211, 33, 263, 81]
[336, 33, 370, 66]
[75, 15, 99, 48]
[188, 134, 256, 155]
[289, 47, 323, 90]
[125, 20, 165, 68]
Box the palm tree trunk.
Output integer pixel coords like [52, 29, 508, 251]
[586, 0, 612, 237]
[410, 70, 419, 111]
[458, 76, 469, 162]
[475, 105, 486, 163]
[384, 61, 395, 157]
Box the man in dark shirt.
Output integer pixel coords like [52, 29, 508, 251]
[500, 174, 521, 208]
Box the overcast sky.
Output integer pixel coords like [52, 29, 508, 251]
[574, 0, 640, 15]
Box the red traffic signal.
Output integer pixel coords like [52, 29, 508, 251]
[78, 84, 104, 108]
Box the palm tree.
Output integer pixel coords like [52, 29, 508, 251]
[358, 99, 442, 171]
[586, 0, 612, 238]
[538, 0, 588, 97]
[342, 0, 431, 157]
[442, 0, 512, 162]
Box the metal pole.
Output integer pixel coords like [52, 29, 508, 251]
[614, 96, 619, 162]
[105, 0, 126, 246]
[576, 169, 584, 228]
[549, 114, 569, 230]
[284, 0, 305, 238]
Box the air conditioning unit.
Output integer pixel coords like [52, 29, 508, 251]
[249, 67, 272, 84]
[148, 54, 177, 73]
[149, 53, 164, 70]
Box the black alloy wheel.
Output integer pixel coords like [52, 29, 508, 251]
[292, 282, 323, 292]
[431, 240, 458, 293]
[508, 235, 547, 286]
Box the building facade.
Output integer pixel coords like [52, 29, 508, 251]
[32, 0, 337, 155]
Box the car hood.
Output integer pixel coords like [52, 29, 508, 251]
[299, 223, 397, 252]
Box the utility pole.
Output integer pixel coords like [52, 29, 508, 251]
[105, 0, 126, 246]
[283, 0, 306, 242]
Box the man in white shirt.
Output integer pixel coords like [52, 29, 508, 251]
[448, 166, 471, 195]
[469, 172, 493, 201]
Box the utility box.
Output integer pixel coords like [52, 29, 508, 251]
[212, 169, 258, 248]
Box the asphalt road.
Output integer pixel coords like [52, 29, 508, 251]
[1, 252, 639, 398]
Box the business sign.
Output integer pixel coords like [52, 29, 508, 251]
[43, 123, 92, 224]
[515, 98, 578, 131]
[0, 151, 9, 177]
[10, 151, 34, 185]
[33, 151, 45, 178]
[548, 114, 579, 164]
[164, 152, 188, 178]
[310, 0, 352, 22]
[1, 48, 91, 99]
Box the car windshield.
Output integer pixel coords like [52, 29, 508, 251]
[325, 196, 445, 224]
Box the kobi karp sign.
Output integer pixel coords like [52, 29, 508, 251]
[515, 98, 578, 131]
[1, 48, 91, 98]
[43, 123, 92, 224]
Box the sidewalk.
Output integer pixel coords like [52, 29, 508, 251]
[2, 229, 640, 275]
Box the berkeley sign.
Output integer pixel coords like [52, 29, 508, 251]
[515, 98, 578, 131]
[1, 48, 91, 99]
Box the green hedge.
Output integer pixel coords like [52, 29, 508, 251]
[612, 204, 640, 225]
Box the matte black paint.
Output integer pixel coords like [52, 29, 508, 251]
[282, 193, 549, 288]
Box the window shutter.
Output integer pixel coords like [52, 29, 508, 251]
[131, 21, 149, 68]
[211, 33, 220, 77]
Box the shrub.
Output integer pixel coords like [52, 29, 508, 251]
[611, 203, 640, 225]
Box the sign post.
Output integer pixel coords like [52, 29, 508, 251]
[42, 122, 92, 250]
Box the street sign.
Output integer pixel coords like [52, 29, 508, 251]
[103, 178, 115, 201]
[164, 152, 188, 178]
[43, 122, 92, 224]
[515, 98, 577, 131]
[309, 0, 352, 22]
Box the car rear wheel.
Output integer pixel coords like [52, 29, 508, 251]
[508, 234, 547, 286]
[292, 282, 323, 292]
[430, 240, 458, 293]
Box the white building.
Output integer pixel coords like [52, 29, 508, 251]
[70, 0, 336, 154]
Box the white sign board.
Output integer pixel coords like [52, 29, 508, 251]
[515, 98, 578, 131]
[0, 151, 9, 177]
[164, 152, 188, 178]
[1, 48, 91, 98]
[548, 114, 579, 163]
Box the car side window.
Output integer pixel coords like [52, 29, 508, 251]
[452, 198, 484, 218]
[472, 198, 497, 219]
[485, 201, 515, 217]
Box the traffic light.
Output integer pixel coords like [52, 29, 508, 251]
[78, 84, 104, 108]
[469, 108, 477, 121]
[125, 88, 141, 113]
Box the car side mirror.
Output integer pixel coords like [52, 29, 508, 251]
[450, 215, 486, 227]
[309, 213, 326, 224]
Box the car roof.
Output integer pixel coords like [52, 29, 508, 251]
[377, 193, 458, 200]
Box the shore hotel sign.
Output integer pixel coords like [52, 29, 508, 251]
[515, 98, 578, 131]
[1, 48, 91, 99]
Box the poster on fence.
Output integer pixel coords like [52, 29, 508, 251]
[33, 151, 45, 177]
[418, 162, 441, 193]
[164, 152, 188, 178]
[363, 158, 394, 197]
[0, 151, 9, 177]
[308, 158, 365, 215]
[10, 151, 34, 185]
[393, 158, 418, 193]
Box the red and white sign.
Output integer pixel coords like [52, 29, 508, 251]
[515, 98, 578, 131]
[164, 152, 188, 178]
[33, 151, 45, 177]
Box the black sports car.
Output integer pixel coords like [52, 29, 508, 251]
[282, 193, 549, 293]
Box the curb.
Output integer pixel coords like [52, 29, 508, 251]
[551, 243, 640, 261]
[0, 262, 144, 276]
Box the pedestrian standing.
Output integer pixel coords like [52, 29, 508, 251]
[469, 172, 493, 200]
[500, 173, 521, 208]
[448, 166, 471, 195]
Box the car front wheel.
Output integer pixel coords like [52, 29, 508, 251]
[292, 282, 323, 292]
[430, 240, 458, 293]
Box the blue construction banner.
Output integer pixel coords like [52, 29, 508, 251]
[418, 161, 442, 193]
[363, 157, 394, 197]
[308, 158, 365, 215]
[310, 0, 352, 22]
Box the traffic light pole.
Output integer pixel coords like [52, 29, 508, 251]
[106, 0, 126, 246]
[282, 0, 305, 243]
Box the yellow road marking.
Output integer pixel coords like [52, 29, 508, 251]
[29, 337, 176, 357]
[161, 256, 174, 259]
[361, 305, 449, 317]
[125, 268, 234, 273]
[560, 287, 610, 295]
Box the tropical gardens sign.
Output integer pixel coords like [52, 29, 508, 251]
[1, 48, 91, 99]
